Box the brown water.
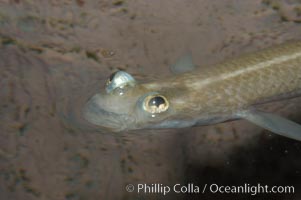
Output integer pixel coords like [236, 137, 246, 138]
[1, 0, 301, 199]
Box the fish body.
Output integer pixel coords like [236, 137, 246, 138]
[83, 41, 301, 140]
[152, 41, 301, 124]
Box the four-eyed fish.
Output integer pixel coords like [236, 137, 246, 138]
[83, 41, 301, 141]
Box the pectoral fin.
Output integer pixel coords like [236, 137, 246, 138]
[170, 52, 196, 74]
[237, 110, 301, 141]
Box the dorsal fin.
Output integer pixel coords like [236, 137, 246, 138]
[170, 52, 196, 74]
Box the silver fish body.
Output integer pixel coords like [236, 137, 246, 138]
[83, 41, 301, 138]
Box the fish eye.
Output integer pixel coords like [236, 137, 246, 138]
[143, 95, 169, 114]
[109, 71, 118, 82]
[105, 71, 136, 94]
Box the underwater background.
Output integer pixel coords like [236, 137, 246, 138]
[1, 0, 301, 199]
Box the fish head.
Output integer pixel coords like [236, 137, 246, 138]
[83, 71, 199, 132]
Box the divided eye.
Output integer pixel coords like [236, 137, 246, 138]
[143, 95, 169, 114]
[108, 71, 118, 82]
[105, 71, 136, 93]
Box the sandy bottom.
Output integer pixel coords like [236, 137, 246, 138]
[1, 0, 301, 199]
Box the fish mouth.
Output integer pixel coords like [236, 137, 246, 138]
[83, 94, 134, 131]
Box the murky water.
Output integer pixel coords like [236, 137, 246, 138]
[1, 1, 301, 199]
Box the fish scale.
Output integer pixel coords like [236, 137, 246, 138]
[159, 41, 301, 115]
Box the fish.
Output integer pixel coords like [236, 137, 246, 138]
[83, 41, 301, 141]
